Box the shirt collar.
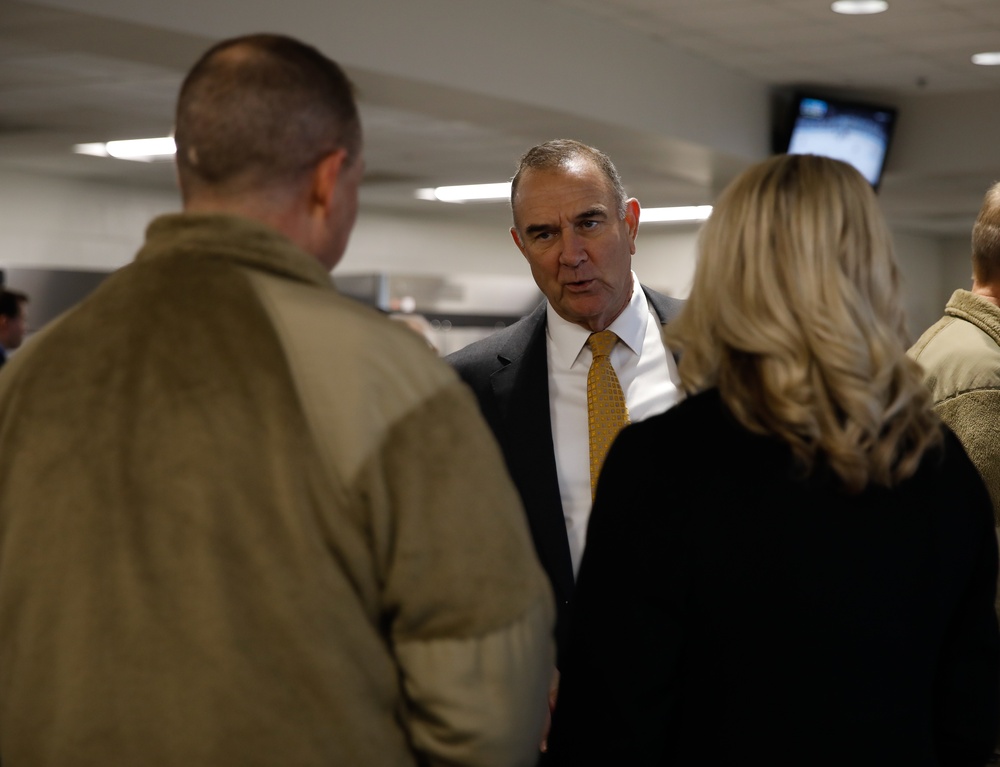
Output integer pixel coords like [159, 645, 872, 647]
[546, 271, 648, 369]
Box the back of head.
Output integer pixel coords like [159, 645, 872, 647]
[174, 34, 361, 204]
[510, 139, 627, 220]
[972, 181, 1000, 285]
[666, 153, 940, 491]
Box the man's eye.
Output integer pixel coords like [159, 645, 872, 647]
[580, 220, 598, 230]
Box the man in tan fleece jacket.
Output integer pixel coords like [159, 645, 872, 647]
[909, 181, 1000, 764]
[0, 34, 553, 767]
[910, 182, 1000, 520]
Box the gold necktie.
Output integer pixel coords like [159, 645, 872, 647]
[587, 330, 630, 499]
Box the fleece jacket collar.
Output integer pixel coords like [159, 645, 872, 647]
[138, 213, 334, 289]
[945, 288, 1000, 347]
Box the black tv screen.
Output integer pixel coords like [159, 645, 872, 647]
[781, 94, 897, 190]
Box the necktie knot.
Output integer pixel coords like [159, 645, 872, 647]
[587, 329, 619, 359]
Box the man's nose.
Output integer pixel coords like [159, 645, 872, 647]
[558, 229, 587, 267]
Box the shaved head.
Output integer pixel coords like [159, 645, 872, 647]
[174, 34, 361, 202]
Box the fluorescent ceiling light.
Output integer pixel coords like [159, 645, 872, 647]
[642, 206, 713, 223]
[73, 142, 111, 158]
[972, 51, 1000, 66]
[106, 137, 176, 160]
[73, 136, 176, 162]
[415, 182, 512, 203]
[831, 0, 888, 14]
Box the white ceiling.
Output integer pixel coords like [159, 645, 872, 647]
[2, 0, 1000, 235]
[551, 0, 1000, 94]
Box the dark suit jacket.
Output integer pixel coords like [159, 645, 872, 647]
[446, 286, 684, 654]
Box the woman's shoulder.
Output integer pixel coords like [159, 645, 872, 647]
[614, 388, 768, 471]
[635, 387, 724, 426]
[624, 388, 743, 446]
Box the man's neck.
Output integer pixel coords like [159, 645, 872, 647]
[971, 280, 1000, 308]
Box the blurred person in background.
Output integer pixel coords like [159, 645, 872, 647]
[0, 289, 27, 367]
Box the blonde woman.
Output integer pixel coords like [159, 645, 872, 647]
[547, 154, 999, 767]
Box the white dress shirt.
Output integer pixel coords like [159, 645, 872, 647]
[546, 272, 684, 574]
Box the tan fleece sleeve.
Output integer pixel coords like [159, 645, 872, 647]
[394, 601, 552, 767]
[936, 391, 1000, 523]
[358, 382, 554, 767]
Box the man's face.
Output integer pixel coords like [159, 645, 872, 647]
[0, 303, 26, 350]
[511, 159, 638, 332]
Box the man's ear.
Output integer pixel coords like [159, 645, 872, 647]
[510, 226, 528, 258]
[310, 148, 349, 215]
[624, 198, 640, 255]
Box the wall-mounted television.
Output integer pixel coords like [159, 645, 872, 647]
[774, 93, 898, 191]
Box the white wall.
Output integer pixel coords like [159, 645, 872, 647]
[893, 231, 946, 340]
[340, 208, 524, 278]
[893, 232, 975, 339]
[940, 234, 974, 297]
[633, 227, 701, 299]
[0, 167, 962, 348]
[0, 168, 178, 272]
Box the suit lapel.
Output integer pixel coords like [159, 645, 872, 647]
[644, 286, 684, 362]
[644, 285, 685, 325]
[489, 304, 547, 431]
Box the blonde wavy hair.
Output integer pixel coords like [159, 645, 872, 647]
[665, 154, 941, 492]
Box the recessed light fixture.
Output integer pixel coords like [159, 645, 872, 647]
[972, 51, 1000, 66]
[73, 136, 176, 162]
[831, 0, 888, 15]
[641, 206, 713, 224]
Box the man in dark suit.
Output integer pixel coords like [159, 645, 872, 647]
[447, 140, 685, 660]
